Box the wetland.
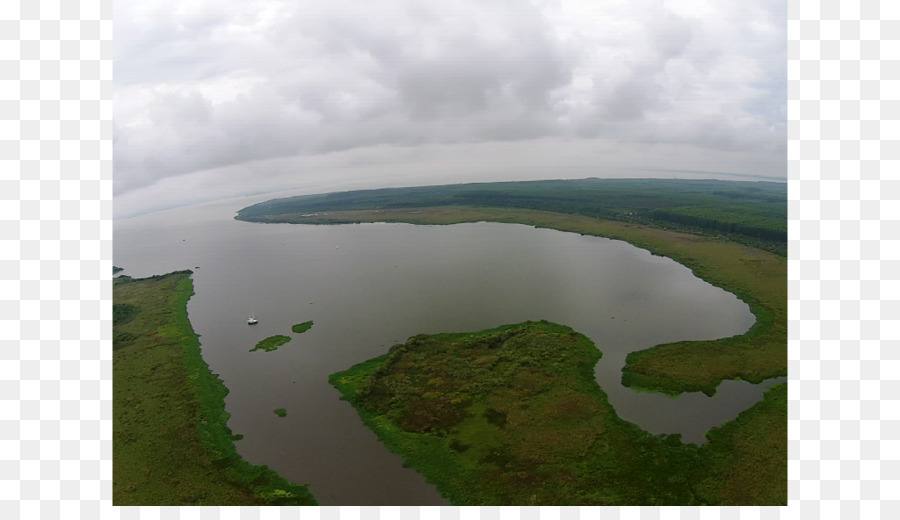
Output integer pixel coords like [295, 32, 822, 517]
[114, 178, 785, 504]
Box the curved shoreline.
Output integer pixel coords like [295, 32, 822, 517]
[242, 205, 786, 396]
[310, 209, 787, 503]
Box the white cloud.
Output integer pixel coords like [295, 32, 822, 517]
[114, 0, 786, 208]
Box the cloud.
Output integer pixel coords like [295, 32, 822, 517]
[114, 0, 786, 199]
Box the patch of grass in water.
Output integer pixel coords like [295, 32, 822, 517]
[291, 321, 314, 334]
[274, 408, 287, 417]
[250, 335, 292, 353]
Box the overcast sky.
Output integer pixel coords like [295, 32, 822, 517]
[114, 0, 786, 217]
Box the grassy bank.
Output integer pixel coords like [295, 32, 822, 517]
[113, 270, 317, 505]
[235, 178, 786, 256]
[270, 205, 786, 396]
[330, 321, 786, 505]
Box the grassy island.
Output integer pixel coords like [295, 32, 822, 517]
[250, 334, 292, 353]
[113, 270, 317, 505]
[274, 408, 288, 417]
[292, 321, 314, 334]
[330, 321, 786, 505]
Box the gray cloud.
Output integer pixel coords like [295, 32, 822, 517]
[114, 0, 786, 201]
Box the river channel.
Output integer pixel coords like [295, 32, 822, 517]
[114, 196, 778, 505]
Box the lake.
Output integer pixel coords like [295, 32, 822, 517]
[114, 196, 778, 505]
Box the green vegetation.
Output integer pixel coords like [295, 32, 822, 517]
[239, 177, 786, 504]
[113, 265, 124, 274]
[330, 321, 786, 505]
[236, 178, 786, 256]
[695, 383, 787, 504]
[113, 270, 317, 505]
[292, 321, 314, 334]
[247, 323, 311, 355]
[113, 302, 139, 327]
[250, 335, 292, 353]
[274, 408, 287, 417]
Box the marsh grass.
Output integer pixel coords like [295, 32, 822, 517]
[250, 335, 292, 353]
[331, 321, 786, 505]
[235, 179, 786, 255]
[113, 271, 316, 505]
[292, 321, 314, 334]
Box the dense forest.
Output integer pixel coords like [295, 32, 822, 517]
[236, 178, 786, 256]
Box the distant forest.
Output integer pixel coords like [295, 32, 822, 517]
[236, 178, 787, 256]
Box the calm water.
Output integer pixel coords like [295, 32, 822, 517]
[114, 197, 778, 505]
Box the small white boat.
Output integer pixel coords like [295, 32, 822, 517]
[247, 313, 258, 325]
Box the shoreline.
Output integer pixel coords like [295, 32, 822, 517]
[113, 270, 318, 505]
[243, 205, 786, 396]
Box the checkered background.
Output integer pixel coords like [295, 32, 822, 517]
[0, 0, 896, 518]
